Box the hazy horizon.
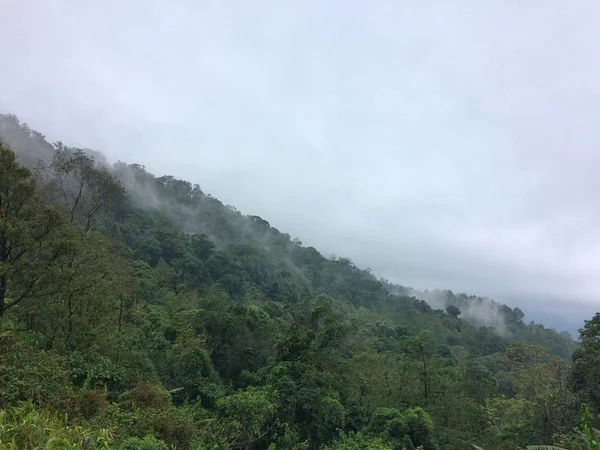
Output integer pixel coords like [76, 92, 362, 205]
[2, 1, 600, 329]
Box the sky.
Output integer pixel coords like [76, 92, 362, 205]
[2, 0, 600, 327]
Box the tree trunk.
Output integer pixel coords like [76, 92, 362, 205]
[67, 292, 74, 351]
[0, 233, 7, 317]
[0, 273, 6, 317]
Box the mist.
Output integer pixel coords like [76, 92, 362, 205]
[0, 113, 586, 339]
[2, 1, 600, 329]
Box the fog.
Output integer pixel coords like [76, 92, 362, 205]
[2, 1, 600, 329]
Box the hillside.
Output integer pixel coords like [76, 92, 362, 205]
[1, 113, 598, 450]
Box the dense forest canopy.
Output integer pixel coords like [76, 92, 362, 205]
[1, 113, 599, 449]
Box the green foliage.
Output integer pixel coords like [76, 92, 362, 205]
[0, 118, 590, 450]
[572, 313, 600, 411]
[323, 431, 393, 449]
[552, 404, 600, 450]
[116, 435, 171, 450]
[164, 325, 223, 404]
[215, 386, 278, 449]
[0, 143, 76, 317]
[0, 402, 113, 449]
[43, 144, 125, 233]
[366, 407, 438, 450]
[485, 395, 535, 449]
[526, 447, 568, 450]
[0, 330, 73, 408]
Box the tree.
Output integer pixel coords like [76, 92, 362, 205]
[42, 145, 124, 233]
[323, 431, 393, 449]
[446, 305, 461, 319]
[485, 396, 536, 450]
[0, 114, 586, 450]
[46, 233, 132, 352]
[165, 325, 223, 405]
[403, 331, 437, 405]
[517, 356, 578, 441]
[366, 406, 438, 450]
[215, 387, 278, 450]
[0, 144, 74, 316]
[572, 312, 600, 411]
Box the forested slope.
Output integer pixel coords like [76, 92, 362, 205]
[1, 113, 599, 450]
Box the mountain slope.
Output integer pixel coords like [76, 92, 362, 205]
[0, 113, 587, 450]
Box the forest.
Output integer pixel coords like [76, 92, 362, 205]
[1, 113, 600, 449]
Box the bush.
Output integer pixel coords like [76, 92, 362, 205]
[151, 408, 196, 449]
[117, 434, 171, 450]
[0, 402, 113, 449]
[0, 332, 73, 409]
[79, 388, 109, 418]
[323, 431, 393, 449]
[132, 382, 170, 410]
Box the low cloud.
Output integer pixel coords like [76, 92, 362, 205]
[1, 1, 600, 326]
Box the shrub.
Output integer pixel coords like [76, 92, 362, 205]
[132, 382, 170, 410]
[0, 402, 113, 449]
[117, 434, 171, 450]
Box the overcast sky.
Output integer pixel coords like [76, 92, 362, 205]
[2, 1, 600, 325]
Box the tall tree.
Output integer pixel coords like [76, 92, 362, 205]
[0, 143, 74, 316]
[41, 145, 124, 233]
[572, 312, 600, 411]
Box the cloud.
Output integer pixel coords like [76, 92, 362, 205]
[2, 0, 600, 324]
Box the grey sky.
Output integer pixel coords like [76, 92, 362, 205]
[2, 1, 600, 324]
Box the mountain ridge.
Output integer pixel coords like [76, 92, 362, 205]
[2, 111, 595, 449]
[0, 112, 576, 341]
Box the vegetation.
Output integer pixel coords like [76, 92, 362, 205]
[0, 113, 598, 449]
